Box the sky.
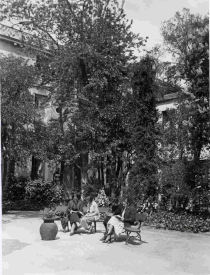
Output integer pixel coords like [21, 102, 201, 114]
[124, 0, 209, 49]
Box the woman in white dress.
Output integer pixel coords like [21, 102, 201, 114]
[102, 200, 137, 243]
[80, 194, 100, 233]
[102, 203, 126, 243]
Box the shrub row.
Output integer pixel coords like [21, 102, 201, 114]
[3, 178, 64, 213]
[144, 211, 210, 233]
[2, 200, 42, 213]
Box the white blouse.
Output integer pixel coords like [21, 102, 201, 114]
[88, 201, 100, 219]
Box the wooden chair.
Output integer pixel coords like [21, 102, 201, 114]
[91, 211, 108, 232]
[124, 212, 147, 245]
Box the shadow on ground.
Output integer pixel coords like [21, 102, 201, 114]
[114, 234, 148, 245]
[3, 211, 43, 221]
[2, 239, 30, 256]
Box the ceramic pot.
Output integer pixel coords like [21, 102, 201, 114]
[40, 219, 58, 240]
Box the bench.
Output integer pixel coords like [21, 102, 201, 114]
[124, 213, 147, 245]
[124, 222, 142, 244]
[92, 219, 101, 232]
[91, 211, 111, 232]
[92, 213, 108, 232]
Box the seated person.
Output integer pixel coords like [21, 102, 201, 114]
[76, 194, 85, 217]
[102, 200, 123, 232]
[103, 209, 112, 233]
[60, 211, 69, 233]
[68, 193, 84, 236]
[80, 194, 100, 233]
[101, 204, 125, 243]
[55, 199, 70, 232]
[102, 199, 137, 243]
[100, 202, 124, 241]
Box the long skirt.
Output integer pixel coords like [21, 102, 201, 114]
[69, 212, 80, 225]
[80, 215, 97, 230]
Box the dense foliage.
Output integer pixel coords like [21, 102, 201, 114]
[2, 177, 64, 212]
[0, 56, 47, 193]
[0, 0, 147, 198]
[0, 2, 209, 213]
[144, 211, 210, 233]
[162, 9, 209, 163]
[25, 179, 64, 206]
[159, 9, 209, 210]
[127, 56, 160, 202]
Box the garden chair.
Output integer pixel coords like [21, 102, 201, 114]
[124, 212, 147, 245]
[91, 210, 109, 232]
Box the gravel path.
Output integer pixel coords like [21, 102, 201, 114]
[2, 211, 210, 275]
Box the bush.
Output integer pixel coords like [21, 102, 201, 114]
[6, 176, 29, 201]
[2, 200, 15, 213]
[2, 177, 64, 212]
[83, 177, 101, 198]
[3, 200, 42, 211]
[95, 188, 110, 207]
[144, 210, 210, 233]
[2, 199, 43, 212]
[25, 179, 64, 208]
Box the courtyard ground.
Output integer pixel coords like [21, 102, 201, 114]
[2, 211, 210, 275]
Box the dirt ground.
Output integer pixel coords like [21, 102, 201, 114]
[2, 211, 210, 275]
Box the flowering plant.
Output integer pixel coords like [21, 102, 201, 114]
[95, 188, 110, 207]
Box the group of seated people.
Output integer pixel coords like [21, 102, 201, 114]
[55, 192, 143, 243]
[56, 193, 99, 235]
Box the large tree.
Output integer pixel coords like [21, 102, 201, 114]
[161, 9, 209, 163]
[127, 56, 160, 202]
[0, 0, 146, 194]
[160, 9, 209, 208]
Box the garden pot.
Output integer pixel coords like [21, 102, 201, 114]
[40, 219, 58, 240]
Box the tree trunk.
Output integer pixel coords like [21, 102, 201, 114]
[101, 161, 104, 187]
[79, 152, 88, 196]
[8, 159, 15, 179]
[103, 155, 107, 188]
[31, 156, 40, 180]
[2, 157, 9, 199]
[60, 160, 65, 185]
[74, 163, 81, 192]
[2, 158, 15, 200]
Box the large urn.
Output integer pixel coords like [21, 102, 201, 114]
[40, 218, 58, 240]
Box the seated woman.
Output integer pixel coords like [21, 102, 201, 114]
[68, 193, 84, 236]
[102, 200, 137, 243]
[102, 204, 125, 243]
[80, 194, 100, 233]
[76, 194, 84, 217]
[100, 202, 123, 241]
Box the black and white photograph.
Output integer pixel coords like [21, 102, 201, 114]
[1, 0, 209, 274]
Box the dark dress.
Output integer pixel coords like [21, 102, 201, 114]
[76, 199, 84, 217]
[123, 205, 137, 227]
[68, 199, 80, 225]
